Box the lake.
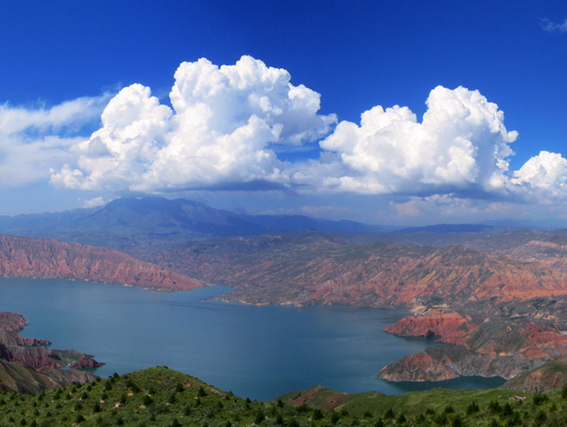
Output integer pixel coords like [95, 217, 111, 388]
[0, 278, 504, 400]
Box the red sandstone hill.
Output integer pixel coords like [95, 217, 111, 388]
[0, 235, 202, 291]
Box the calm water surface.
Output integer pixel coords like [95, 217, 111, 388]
[0, 278, 504, 400]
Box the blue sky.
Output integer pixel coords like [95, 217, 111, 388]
[1, 1, 567, 226]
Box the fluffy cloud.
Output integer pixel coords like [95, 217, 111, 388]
[51, 56, 336, 192]
[0, 96, 108, 187]
[512, 151, 567, 195]
[47, 56, 567, 206]
[317, 86, 517, 195]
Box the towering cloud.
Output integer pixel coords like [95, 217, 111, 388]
[317, 86, 518, 195]
[51, 56, 336, 192]
[47, 56, 567, 205]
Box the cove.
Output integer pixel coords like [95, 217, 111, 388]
[0, 278, 504, 400]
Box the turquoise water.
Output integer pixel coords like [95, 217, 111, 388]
[0, 278, 504, 400]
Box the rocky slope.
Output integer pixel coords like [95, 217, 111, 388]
[152, 235, 567, 307]
[0, 234, 202, 292]
[0, 311, 102, 392]
[501, 358, 567, 393]
[149, 233, 567, 382]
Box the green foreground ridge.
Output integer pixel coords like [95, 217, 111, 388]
[2, 366, 567, 426]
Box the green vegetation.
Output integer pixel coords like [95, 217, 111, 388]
[2, 367, 567, 426]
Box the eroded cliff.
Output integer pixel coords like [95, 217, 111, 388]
[0, 311, 102, 392]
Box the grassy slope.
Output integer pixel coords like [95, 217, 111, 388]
[0, 366, 567, 426]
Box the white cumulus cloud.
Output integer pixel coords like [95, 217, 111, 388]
[46, 57, 567, 207]
[512, 151, 567, 195]
[52, 56, 336, 192]
[315, 86, 518, 195]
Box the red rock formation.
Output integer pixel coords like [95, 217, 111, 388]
[384, 310, 477, 345]
[0, 235, 202, 291]
[0, 310, 102, 391]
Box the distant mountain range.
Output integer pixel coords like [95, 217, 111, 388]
[0, 197, 386, 252]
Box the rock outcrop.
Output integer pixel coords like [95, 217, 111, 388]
[383, 310, 477, 345]
[380, 306, 567, 382]
[0, 311, 103, 392]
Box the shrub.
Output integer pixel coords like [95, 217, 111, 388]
[451, 414, 463, 427]
[383, 408, 395, 419]
[532, 394, 548, 406]
[534, 409, 547, 425]
[500, 403, 513, 417]
[488, 400, 501, 414]
[466, 401, 479, 414]
[255, 410, 265, 424]
[287, 418, 299, 427]
[433, 413, 448, 425]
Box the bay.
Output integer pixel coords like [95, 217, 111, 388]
[0, 278, 504, 400]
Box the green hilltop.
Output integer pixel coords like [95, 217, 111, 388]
[1, 366, 567, 426]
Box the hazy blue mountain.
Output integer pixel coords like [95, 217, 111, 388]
[0, 197, 385, 252]
[396, 224, 493, 233]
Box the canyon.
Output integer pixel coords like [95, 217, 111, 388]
[4, 198, 567, 388]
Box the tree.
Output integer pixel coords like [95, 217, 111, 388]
[466, 401, 479, 414]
